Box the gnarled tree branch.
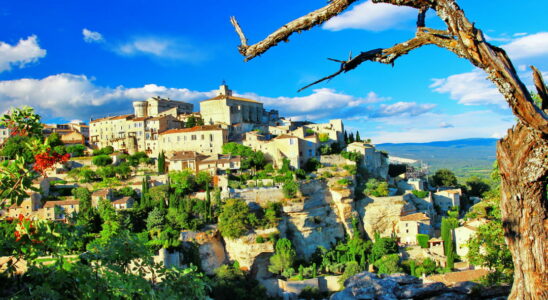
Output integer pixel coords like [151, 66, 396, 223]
[531, 65, 548, 111]
[231, 0, 359, 61]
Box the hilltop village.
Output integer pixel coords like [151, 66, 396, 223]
[0, 84, 507, 299]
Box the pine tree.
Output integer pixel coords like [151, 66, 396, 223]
[205, 183, 211, 222]
[344, 130, 348, 144]
[356, 131, 361, 142]
[140, 176, 147, 208]
[348, 132, 355, 143]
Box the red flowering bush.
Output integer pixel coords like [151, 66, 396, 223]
[33, 148, 71, 175]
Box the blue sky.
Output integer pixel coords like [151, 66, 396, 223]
[0, 0, 547, 143]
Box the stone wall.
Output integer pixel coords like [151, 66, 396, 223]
[230, 186, 285, 208]
[320, 155, 355, 167]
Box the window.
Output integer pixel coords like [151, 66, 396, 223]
[209, 134, 213, 141]
[289, 138, 295, 145]
[191, 135, 196, 141]
[201, 134, 204, 140]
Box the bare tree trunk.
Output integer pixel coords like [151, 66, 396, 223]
[498, 123, 548, 300]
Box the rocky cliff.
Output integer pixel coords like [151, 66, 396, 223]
[357, 194, 417, 239]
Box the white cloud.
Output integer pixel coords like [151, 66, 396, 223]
[323, 0, 416, 31]
[114, 36, 206, 62]
[0, 74, 215, 120]
[371, 102, 436, 118]
[502, 32, 548, 60]
[82, 29, 104, 43]
[0, 35, 46, 73]
[430, 69, 506, 108]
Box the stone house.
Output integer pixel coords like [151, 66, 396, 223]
[398, 212, 432, 245]
[111, 196, 134, 210]
[433, 189, 461, 213]
[60, 131, 86, 145]
[6, 193, 43, 219]
[346, 142, 389, 179]
[42, 199, 80, 221]
[159, 125, 228, 156]
[168, 151, 208, 173]
[454, 218, 488, 259]
[91, 189, 113, 207]
[198, 154, 241, 175]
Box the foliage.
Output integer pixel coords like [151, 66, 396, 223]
[268, 238, 296, 275]
[338, 261, 361, 288]
[369, 236, 398, 264]
[431, 168, 458, 187]
[92, 146, 114, 156]
[0, 135, 34, 161]
[299, 286, 326, 300]
[218, 198, 251, 238]
[416, 234, 430, 248]
[148, 184, 170, 207]
[412, 190, 429, 198]
[465, 176, 491, 197]
[441, 217, 456, 270]
[363, 179, 389, 197]
[157, 151, 165, 174]
[66, 144, 86, 157]
[92, 154, 112, 166]
[211, 263, 269, 300]
[373, 254, 403, 275]
[340, 151, 362, 163]
[170, 170, 196, 195]
[282, 181, 299, 198]
[222, 142, 265, 170]
[146, 207, 166, 232]
[318, 133, 329, 143]
[68, 166, 96, 183]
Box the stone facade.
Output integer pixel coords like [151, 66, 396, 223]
[159, 125, 228, 156]
[346, 142, 389, 179]
[433, 189, 461, 213]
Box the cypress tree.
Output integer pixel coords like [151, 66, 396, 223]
[344, 130, 348, 144]
[356, 131, 361, 142]
[349, 132, 355, 143]
[158, 151, 165, 174]
[205, 184, 211, 222]
[441, 217, 455, 270]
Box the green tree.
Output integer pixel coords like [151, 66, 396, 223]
[0, 135, 34, 161]
[465, 176, 491, 197]
[416, 234, 430, 248]
[146, 207, 166, 232]
[374, 254, 403, 275]
[170, 170, 196, 195]
[338, 261, 361, 288]
[355, 131, 361, 142]
[268, 238, 296, 275]
[348, 132, 354, 143]
[66, 144, 86, 157]
[186, 116, 197, 128]
[218, 199, 251, 238]
[363, 179, 389, 197]
[369, 236, 398, 264]
[282, 181, 298, 198]
[441, 217, 456, 270]
[157, 151, 166, 174]
[92, 155, 112, 167]
[431, 168, 458, 187]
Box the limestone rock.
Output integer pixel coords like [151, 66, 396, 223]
[357, 195, 417, 239]
[223, 228, 276, 270]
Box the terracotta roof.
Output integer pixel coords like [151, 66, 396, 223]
[200, 154, 241, 164]
[112, 196, 133, 204]
[132, 117, 150, 122]
[426, 269, 490, 285]
[170, 151, 207, 161]
[160, 125, 223, 135]
[275, 134, 298, 140]
[44, 200, 79, 208]
[111, 114, 133, 120]
[90, 116, 112, 123]
[92, 189, 111, 197]
[400, 212, 430, 221]
[202, 94, 260, 104]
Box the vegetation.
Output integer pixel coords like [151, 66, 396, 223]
[431, 168, 458, 187]
[92, 154, 112, 166]
[416, 234, 430, 248]
[363, 179, 389, 197]
[222, 142, 265, 170]
[268, 238, 296, 276]
[218, 199, 252, 239]
[412, 190, 429, 198]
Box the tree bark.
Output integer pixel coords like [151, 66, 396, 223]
[498, 123, 548, 300]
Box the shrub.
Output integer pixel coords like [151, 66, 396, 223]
[218, 199, 251, 239]
[373, 254, 403, 275]
[304, 158, 322, 172]
[337, 178, 351, 186]
[92, 154, 112, 166]
[66, 144, 86, 157]
[341, 151, 362, 163]
[363, 179, 389, 197]
[416, 234, 430, 248]
[93, 146, 114, 156]
[412, 190, 429, 198]
[255, 236, 265, 243]
[283, 181, 299, 198]
[318, 133, 330, 143]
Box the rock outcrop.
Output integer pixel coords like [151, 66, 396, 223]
[330, 272, 510, 300]
[223, 228, 276, 270]
[357, 194, 417, 239]
[283, 180, 346, 259]
[181, 227, 227, 275]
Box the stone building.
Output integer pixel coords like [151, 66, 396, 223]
[346, 142, 389, 179]
[398, 212, 432, 245]
[133, 96, 193, 118]
[433, 189, 461, 213]
[200, 84, 278, 126]
[159, 125, 228, 156]
[454, 218, 488, 259]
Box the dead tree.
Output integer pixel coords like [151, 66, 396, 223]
[231, 0, 547, 298]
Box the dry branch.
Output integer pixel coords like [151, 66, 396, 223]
[230, 0, 359, 61]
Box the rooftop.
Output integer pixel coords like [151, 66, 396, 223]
[160, 125, 223, 135]
[44, 200, 80, 208]
[201, 94, 260, 104]
[400, 212, 430, 222]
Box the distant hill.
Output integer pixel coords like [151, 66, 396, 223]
[376, 138, 498, 178]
